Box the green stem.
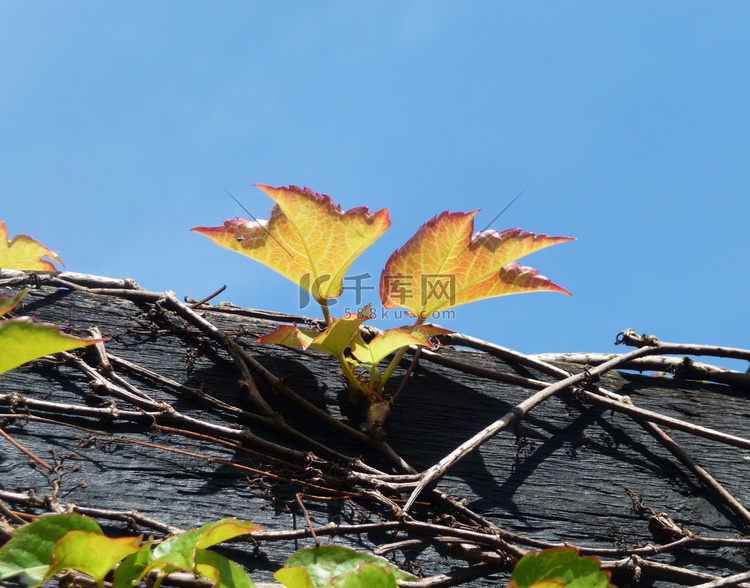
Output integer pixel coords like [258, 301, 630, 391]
[370, 362, 378, 385]
[378, 347, 409, 391]
[319, 298, 331, 325]
[378, 316, 425, 391]
[338, 352, 364, 396]
[318, 298, 364, 396]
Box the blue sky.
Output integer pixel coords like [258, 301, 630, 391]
[2, 3, 748, 371]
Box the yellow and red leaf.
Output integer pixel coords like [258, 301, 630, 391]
[0, 221, 63, 271]
[380, 211, 574, 318]
[0, 290, 28, 318]
[256, 324, 320, 350]
[192, 185, 390, 303]
[257, 306, 374, 357]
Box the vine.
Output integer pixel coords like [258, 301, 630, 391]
[1, 206, 749, 586]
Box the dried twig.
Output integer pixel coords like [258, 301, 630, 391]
[0, 428, 54, 473]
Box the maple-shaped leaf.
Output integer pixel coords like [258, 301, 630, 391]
[0, 221, 63, 271]
[380, 211, 574, 318]
[257, 306, 374, 357]
[192, 185, 390, 303]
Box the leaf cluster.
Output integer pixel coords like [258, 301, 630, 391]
[0, 224, 103, 375]
[0, 514, 613, 588]
[193, 185, 573, 406]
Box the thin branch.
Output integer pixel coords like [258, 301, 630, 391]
[0, 428, 54, 472]
[531, 351, 750, 389]
[186, 284, 226, 308]
[413, 345, 750, 451]
[104, 352, 356, 464]
[631, 414, 750, 528]
[402, 341, 731, 511]
[692, 570, 750, 588]
[617, 328, 750, 362]
[295, 494, 319, 546]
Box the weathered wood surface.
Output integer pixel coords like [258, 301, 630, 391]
[1, 283, 749, 586]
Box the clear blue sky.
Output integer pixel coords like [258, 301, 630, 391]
[2, 3, 748, 371]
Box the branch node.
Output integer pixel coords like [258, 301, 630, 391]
[616, 329, 661, 348]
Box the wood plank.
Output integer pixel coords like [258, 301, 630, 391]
[1, 282, 749, 587]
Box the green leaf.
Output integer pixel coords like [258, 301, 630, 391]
[330, 563, 397, 588]
[508, 548, 615, 588]
[194, 548, 257, 588]
[274, 566, 316, 588]
[508, 582, 565, 588]
[195, 519, 262, 550]
[0, 513, 102, 587]
[46, 531, 141, 585]
[152, 529, 203, 571]
[112, 537, 155, 588]
[281, 546, 417, 587]
[257, 307, 374, 358]
[349, 324, 452, 367]
[152, 519, 259, 574]
[307, 306, 373, 357]
[0, 317, 104, 375]
[350, 329, 428, 366]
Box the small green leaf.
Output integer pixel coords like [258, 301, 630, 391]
[195, 519, 262, 550]
[0, 318, 104, 375]
[282, 546, 417, 587]
[349, 324, 452, 368]
[350, 329, 427, 366]
[257, 307, 374, 359]
[274, 566, 316, 588]
[0, 513, 102, 587]
[152, 529, 203, 571]
[194, 548, 257, 588]
[330, 563, 397, 588]
[152, 519, 260, 575]
[112, 538, 155, 588]
[508, 548, 615, 588]
[46, 531, 141, 585]
[508, 581, 564, 588]
[307, 306, 373, 357]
